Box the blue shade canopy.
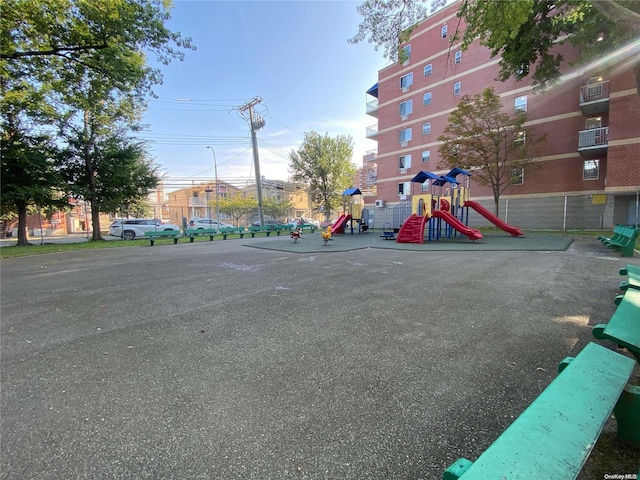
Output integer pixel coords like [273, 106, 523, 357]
[446, 168, 472, 179]
[411, 171, 442, 183]
[343, 188, 362, 195]
[366, 83, 379, 98]
[433, 175, 460, 186]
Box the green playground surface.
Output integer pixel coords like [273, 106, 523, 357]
[245, 230, 575, 254]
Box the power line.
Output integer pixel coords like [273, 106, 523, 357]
[265, 114, 305, 136]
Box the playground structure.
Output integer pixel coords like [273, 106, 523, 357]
[332, 188, 370, 235]
[396, 168, 523, 244]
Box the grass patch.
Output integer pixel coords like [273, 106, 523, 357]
[0, 238, 148, 259]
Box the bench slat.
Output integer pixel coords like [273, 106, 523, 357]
[447, 342, 634, 480]
[593, 288, 640, 363]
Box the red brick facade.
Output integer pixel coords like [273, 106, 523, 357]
[366, 1, 640, 227]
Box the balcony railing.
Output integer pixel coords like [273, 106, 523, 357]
[578, 127, 609, 157]
[366, 98, 379, 117]
[363, 149, 377, 163]
[579, 80, 609, 115]
[188, 197, 208, 206]
[366, 124, 379, 140]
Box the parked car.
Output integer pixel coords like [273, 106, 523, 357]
[287, 218, 320, 228]
[109, 219, 180, 240]
[251, 220, 281, 227]
[188, 218, 233, 229]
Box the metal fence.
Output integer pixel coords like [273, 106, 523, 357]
[365, 193, 640, 231]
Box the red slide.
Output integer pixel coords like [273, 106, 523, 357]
[396, 214, 429, 243]
[432, 210, 483, 241]
[464, 201, 523, 237]
[331, 214, 351, 234]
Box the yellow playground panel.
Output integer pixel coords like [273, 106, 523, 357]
[412, 194, 432, 216]
[451, 187, 470, 208]
[412, 194, 455, 216]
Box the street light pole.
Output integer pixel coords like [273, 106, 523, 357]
[206, 146, 221, 233]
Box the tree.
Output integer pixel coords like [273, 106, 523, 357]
[218, 193, 258, 227]
[289, 132, 356, 221]
[0, 129, 68, 245]
[350, 0, 640, 92]
[262, 197, 294, 223]
[437, 87, 546, 216]
[1, 0, 194, 244]
[62, 132, 160, 240]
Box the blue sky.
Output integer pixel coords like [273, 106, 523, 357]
[139, 0, 389, 189]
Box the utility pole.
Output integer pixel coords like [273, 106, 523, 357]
[237, 97, 266, 226]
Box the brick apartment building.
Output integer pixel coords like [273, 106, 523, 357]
[364, 1, 640, 230]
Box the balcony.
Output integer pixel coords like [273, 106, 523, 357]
[578, 127, 609, 157]
[366, 124, 379, 140]
[188, 197, 208, 207]
[366, 98, 379, 117]
[579, 80, 609, 116]
[363, 149, 377, 163]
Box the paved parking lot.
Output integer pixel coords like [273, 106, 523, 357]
[1, 235, 638, 479]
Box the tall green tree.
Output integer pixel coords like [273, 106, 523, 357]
[62, 132, 160, 241]
[289, 132, 356, 221]
[0, 129, 68, 245]
[1, 0, 194, 244]
[437, 87, 546, 216]
[350, 0, 640, 92]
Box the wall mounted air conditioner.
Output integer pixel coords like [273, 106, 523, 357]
[375, 200, 385, 208]
[400, 168, 407, 174]
[401, 86, 409, 93]
[401, 114, 409, 121]
[400, 141, 408, 147]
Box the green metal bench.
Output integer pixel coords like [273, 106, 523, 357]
[593, 288, 640, 364]
[619, 264, 640, 291]
[605, 226, 639, 257]
[186, 228, 218, 242]
[219, 227, 248, 240]
[299, 223, 316, 233]
[442, 342, 638, 480]
[144, 230, 181, 246]
[247, 226, 271, 237]
[272, 224, 292, 235]
[598, 224, 626, 244]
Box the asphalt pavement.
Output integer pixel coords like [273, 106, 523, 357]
[1, 235, 639, 479]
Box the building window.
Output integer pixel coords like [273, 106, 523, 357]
[441, 25, 447, 39]
[421, 180, 430, 192]
[454, 50, 462, 63]
[583, 159, 599, 180]
[514, 95, 527, 113]
[512, 168, 524, 185]
[422, 122, 431, 135]
[400, 73, 413, 90]
[398, 154, 412, 169]
[398, 181, 411, 196]
[513, 131, 526, 147]
[402, 44, 411, 65]
[585, 117, 602, 129]
[423, 92, 432, 106]
[399, 127, 412, 144]
[424, 63, 432, 76]
[421, 150, 431, 163]
[454, 81, 461, 95]
[399, 99, 413, 118]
